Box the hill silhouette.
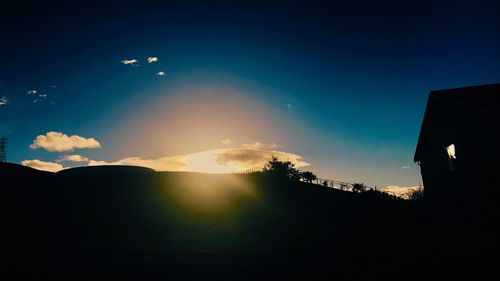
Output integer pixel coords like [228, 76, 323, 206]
[1, 163, 497, 280]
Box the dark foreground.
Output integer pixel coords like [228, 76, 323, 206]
[2, 163, 499, 280]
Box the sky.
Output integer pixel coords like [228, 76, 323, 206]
[1, 0, 500, 195]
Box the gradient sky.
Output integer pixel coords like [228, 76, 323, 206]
[1, 1, 500, 193]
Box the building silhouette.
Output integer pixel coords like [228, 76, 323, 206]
[414, 83, 500, 205]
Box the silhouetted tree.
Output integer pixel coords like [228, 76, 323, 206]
[405, 187, 424, 201]
[263, 156, 301, 181]
[301, 171, 317, 183]
[352, 183, 367, 193]
[322, 180, 328, 187]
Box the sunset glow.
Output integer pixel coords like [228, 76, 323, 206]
[2, 1, 498, 195]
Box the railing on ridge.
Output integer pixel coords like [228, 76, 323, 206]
[242, 168, 400, 197]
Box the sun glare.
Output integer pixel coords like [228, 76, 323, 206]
[185, 150, 239, 174]
[163, 173, 259, 214]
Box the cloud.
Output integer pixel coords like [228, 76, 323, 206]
[0, 96, 7, 106]
[121, 59, 138, 65]
[87, 148, 309, 174]
[156, 71, 166, 76]
[30, 131, 101, 152]
[214, 148, 309, 170]
[400, 166, 411, 169]
[147, 57, 158, 63]
[241, 142, 278, 150]
[25, 89, 49, 103]
[221, 138, 232, 145]
[382, 185, 421, 198]
[58, 154, 89, 163]
[21, 159, 64, 172]
[88, 155, 187, 171]
[32, 93, 47, 103]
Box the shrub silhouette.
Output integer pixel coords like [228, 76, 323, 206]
[405, 187, 424, 201]
[263, 156, 301, 181]
[352, 182, 367, 193]
[301, 171, 317, 183]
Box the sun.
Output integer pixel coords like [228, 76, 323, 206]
[185, 150, 239, 174]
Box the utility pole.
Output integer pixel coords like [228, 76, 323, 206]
[0, 137, 7, 162]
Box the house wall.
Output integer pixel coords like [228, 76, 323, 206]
[420, 96, 500, 214]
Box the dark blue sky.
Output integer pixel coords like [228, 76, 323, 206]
[1, 0, 499, 191]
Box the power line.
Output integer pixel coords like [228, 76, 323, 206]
[0, 137, 7, 162]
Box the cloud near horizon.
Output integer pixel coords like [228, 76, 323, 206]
[58, 154, 89, 162]
[21, 159, 64, 172]
[88, 155, 188, 171]
[30, 131, 101, 152]
[87, 148, 309, 173]
[215, 148, 307, 170]
[382, 185, 421, 198]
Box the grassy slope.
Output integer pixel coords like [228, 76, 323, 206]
[1, 163, 496, 279]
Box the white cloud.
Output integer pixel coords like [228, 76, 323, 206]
[21, 159, 64, 172]
[27, 89, 37, 95]
[32, 93, 47, 103]
[241, 142, 278, 150]
[382, 185, 421, 198]
[30, 131, 101, 152]
[156, 71, 166, 76]
[147, 57, 158, 63]
[221, 138, 232, 145]
[0, 96, 7, 106]
[121, 59, 138, 65]
[400, 166, 411, 169]
[58, 154, 89, 163]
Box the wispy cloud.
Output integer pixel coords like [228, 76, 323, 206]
[121, 59, 139, 66]
[21, 159, 64, 172]
[30, 131, 101, 152]
[147, 57, 158, 63]
[32, 93, 47, 103]
[58, 154, 89, 163]
[400, 166, 411, 169]
[88, 155, 187, 171]
[0, 96, 7, 106]
[241, 142, 278, 150]
[156, 71, 166, 76]
[26, 88, 48, 103]
[221, 138, 232, 145]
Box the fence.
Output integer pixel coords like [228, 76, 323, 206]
[242, 168, 400, 197]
